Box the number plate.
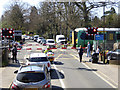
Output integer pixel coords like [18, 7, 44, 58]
[50, 59, 53, 61]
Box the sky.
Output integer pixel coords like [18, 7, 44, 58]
[0, 0, 119, 19]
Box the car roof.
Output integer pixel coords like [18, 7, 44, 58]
[47, 39, 55, 41]
[30, 53, 46, 58]
[19, 65, 45, 73]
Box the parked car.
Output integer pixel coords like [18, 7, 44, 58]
[26, 53, 51, 71]
[107, 49, 120, 61]
[10, 65, 51, 89]
[46, 39, 56, 48]
[37, 37, 44, 43]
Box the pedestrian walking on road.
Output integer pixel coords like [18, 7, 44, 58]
[87, 42, 91, 57]
[78, 45, 83, 62]
[12, 45, 17, 63]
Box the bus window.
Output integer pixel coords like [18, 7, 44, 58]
[117, 34, 120, 40]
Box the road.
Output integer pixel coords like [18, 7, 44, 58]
[1, 40, 117, 89]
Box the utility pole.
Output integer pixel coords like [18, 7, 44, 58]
[103, 2, 106, 64]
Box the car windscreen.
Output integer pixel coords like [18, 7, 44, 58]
[39, 37, 43, 39]
[59, 38, 65, 40]
[48, 41, 54, 43]
[29, 57, 48, 62]
[42, 40, 46, 42]
[17, 72, 45, 83]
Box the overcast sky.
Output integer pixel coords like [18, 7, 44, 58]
[0, 0, 119, 19]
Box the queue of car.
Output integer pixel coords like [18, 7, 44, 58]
[10, 35, 54, 89]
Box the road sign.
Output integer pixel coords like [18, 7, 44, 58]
[95, 35, 104, 40]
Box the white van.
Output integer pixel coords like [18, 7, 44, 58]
[46, 39, 56, 48]
[56, 35, 67, 44]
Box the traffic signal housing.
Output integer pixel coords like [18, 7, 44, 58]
[1, 28, 14, 38]
[87, 27, 98, 34]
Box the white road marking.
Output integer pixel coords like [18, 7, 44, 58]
[70, 54, 117, 88]
[82, 63, 117, 88]
[53, 64, 66, 88]
[61, 70, 65, 74]
[52, 54, 66, 88]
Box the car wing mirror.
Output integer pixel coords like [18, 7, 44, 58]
[14, 70, 18, 74]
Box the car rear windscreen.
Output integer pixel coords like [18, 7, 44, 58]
[48, 41, 54, 43]
[17, 72, 45, 83]
[29, 57, 48, 62]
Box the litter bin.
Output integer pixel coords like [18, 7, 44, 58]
[92, 53, 99, 63]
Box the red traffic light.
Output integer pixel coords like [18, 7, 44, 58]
[9, 30, 12, 34]
[87, 27, 98, 34]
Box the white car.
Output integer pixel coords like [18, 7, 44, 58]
[26, 53, 51, 71]
[37, 37, 44, 43]
[46, 39, 56, 48]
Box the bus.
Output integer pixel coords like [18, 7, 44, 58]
[72, 28, 120, 50]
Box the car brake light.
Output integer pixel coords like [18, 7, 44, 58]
[42, 81, 50, 88]
[11, 83, 19, 89]
[47, 63, 50, 67]
[28, 63, 30, 65]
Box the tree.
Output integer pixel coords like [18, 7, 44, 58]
[74, 1, 117, 27]
[9, 4, 24, 30]
[29, 6, 39, 32]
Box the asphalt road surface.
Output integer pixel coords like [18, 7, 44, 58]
[13, 40, 116, 89]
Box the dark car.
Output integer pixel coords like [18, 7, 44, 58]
[107, 49, 120, 64]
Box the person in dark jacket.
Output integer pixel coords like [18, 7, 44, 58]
[12, 45, 17, 63]
[78, 45, 83, 62]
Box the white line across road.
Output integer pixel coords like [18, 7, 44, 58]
[70, 54, 117, 88]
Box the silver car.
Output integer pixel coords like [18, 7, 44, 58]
[10, 65, 51, 89]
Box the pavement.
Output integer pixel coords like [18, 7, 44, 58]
[72, 49, 118, 88]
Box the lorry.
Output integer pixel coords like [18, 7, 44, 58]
[56, 35, 67, 44]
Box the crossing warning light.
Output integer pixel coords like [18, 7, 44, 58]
[87, 27, 98, 34]
[1, 28, 14, 38]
